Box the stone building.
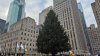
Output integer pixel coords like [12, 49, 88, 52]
[53, 0, 89, 55]
[87, 24, 100, 56]
[91, 0, 100, 34]
[0, 17, 39, 56]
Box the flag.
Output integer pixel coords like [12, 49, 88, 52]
[21, 44, 24, 49]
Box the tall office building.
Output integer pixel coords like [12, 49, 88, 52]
[5, 0, 25, 32]
[0, 19, 6, 35]
[87, 24, 100, 56]
[78, 3, 91, 54]
[39, 6, 52, 25]
[77, 3, 87, 35]
[53, 0, 89, 55]
[91, 1, 100, 55]
[91, 0, 100, 33]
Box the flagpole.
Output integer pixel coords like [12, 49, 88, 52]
[24, 43, 25, 56]
[15, 42, 18, 56]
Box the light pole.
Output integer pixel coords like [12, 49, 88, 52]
[15, 43, 17, 56]
[0, 45, 1, 56]
[24, 44, 28, 56]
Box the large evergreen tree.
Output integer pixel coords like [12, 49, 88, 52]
[37, 10, 71, 56]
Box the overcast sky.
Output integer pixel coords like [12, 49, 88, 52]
[0, 0, 97, 27]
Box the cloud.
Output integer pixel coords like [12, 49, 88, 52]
[25, 0, 53, 24]
[84, 5, 97, 27]
[44, 0, 53, 8]
[0, 0, 96, 26]
[25, 0, 42, 24]
[0, 0, 13, 20]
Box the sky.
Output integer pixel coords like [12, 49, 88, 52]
[0, 0, 97, 27]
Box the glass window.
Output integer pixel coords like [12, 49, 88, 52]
[27, 38, 29, 41]
[21, 37, 23, 40]
[28, 29, 30, 32]
[31, 30, 33, 33]
[30, 43, 31, 46]
[24, 33, 26, 35]
[21, 32, 23, 35]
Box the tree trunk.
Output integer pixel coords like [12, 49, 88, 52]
[52, 52, 55, 56]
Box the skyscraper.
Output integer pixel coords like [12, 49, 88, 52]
[91, 1, 100, 55]
[78, 3, 91, 54]
[91, 0, 100, 33]
[78, 3, 87, 30]
[5, 0, 25, 32]
[53, 0, 89, 55]
[39, 6, 52, 25]
[87, 24, 100, 55]
[0, 19, 6, 35]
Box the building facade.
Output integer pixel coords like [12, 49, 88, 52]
[91, 1, 100, 55]
[53, 0, 89, 55]
[39, 6, 52, 25]
[0, 19, 6, 35]
[78, 3, 91, 54]
[87, 24, 100, 56]
[91, 0, 100, 33]
[0, 17, 39, 56]
[77, 3, 88, 40]
[5, 0, 26, 32]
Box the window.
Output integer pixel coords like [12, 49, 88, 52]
[25, 29, 27, 31]
[21, 32, 23, 35]
[36, 36, 38, 38]
[21, 37, 23, 40]
[28, 29, 30, 32]
[27, 38, 29, 41]
[24, 33, 26, 35]
[27, 43, 28, 46]
[24, 38, 26, 40]
[31, 30, 33, 33]
[30, 43, 31, 46]
[34, 31, 35, 34]
[30, 48, 31, 51]
[28, 34, 29, 36]
[20, 42, 22, 45]
[33, 44, 34, 46]
[31, 35, 32, 37]
[30, 39, 32, 41]
[31, 26, 33, 28]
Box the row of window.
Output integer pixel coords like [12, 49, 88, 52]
[0, 35, 38, 45]
[1, 48, 37, 52]
[21, 32, 36, 38]
[21, 37, 36, 42]
[2, 42, 36, 48]
[22, 29, 36, 33]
